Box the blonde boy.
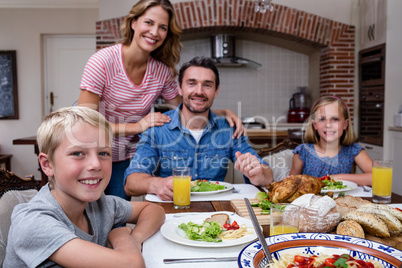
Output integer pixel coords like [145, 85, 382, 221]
[4, 106, 165, 267]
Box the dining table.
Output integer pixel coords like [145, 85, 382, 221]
[153, 190, 402, 238]
[141, 183, 402, 268]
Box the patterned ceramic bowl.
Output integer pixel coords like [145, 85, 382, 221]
[238, 233, 402, 268]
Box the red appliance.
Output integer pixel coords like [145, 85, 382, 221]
[287, 87, 311, 123]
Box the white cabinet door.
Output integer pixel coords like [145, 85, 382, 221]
[360, 0, 387, 50]
[356, 142, 383, 173]
[389, 131, 402, 195]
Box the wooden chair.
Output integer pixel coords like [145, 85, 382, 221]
[0, 169, 40, 265]
[257, 138, 299, 182]
[0, 169, 40, 198]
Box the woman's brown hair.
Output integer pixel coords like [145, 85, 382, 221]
[120, 0, 182, 77]
[304, 95, 356, 145]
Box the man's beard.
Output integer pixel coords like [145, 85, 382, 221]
[183, 95, 211, 114]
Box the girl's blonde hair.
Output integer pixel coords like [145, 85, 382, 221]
[120, 0, 182, 77]
[37, 106, 113, 188]
[304, 95, 356, 145]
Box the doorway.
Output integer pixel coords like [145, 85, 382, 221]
[43, 35, 96, 114]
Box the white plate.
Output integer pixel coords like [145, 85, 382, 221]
[191, 181, 234, 195]
[320, 180, 357, 193]
[238, 233, 402, 268]
[389, 204, 402, 210]
[160, 213, 257, 248]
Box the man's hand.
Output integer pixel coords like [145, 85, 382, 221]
[152, 176, 174, 201]
[234, 151, 273, 186]
[234, 151, 263, 178]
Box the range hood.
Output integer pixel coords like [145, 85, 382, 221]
[211, 34, 262, 68]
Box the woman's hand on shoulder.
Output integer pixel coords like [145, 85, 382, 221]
[139, 112, 171, 132]
[213, 109, 245, 139]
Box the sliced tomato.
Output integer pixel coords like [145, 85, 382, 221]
[324, 258, 336, 267]
[223, 223, 231, 229]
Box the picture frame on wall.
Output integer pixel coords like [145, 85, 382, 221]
[0, 50, 19, 119]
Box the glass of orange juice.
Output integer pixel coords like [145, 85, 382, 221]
[173, 167, 191, 209]
[270, 203, 300, 236]
[372, 159, 393, 204]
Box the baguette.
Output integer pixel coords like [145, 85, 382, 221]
[336, 220, 365, 238]
[342, 211, 390, 238]
[359, 203, 402, 221]
[357, 205, 402, 236]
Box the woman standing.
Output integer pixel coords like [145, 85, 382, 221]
[78, 0, 242, 200]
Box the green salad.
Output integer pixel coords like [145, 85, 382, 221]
[190, 180, 226, 192]
[178, 221, 222, 242]
[322, 178, 348, 190]
[251, 192, 286, 215]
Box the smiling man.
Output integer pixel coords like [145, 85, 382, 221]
[124, 57, 273, 201]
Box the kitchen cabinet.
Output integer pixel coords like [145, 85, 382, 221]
[356, 142, 383, 173]
[360, 0, 387, 50]
[359, 142, 383, 160]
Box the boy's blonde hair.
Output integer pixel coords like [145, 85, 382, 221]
[37, 106, 112, 168]
[304, 95, 356, 145]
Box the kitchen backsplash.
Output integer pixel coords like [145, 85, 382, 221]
[180, 38, 309, 123]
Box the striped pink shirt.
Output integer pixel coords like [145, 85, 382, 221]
[80, 44, 178, 161]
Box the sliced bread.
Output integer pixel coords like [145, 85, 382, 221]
[205, 213, 229, 228]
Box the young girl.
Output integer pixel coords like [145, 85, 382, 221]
[4, 107, 165, 267]
[289, 96, 372, 186]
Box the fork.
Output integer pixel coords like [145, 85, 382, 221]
[359, 185, 371, 192]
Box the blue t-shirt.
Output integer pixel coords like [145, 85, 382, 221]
[124, 104, 268, 182]
[293, 143, 363, 177]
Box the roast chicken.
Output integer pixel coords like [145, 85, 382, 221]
[266, 174, 325, 203]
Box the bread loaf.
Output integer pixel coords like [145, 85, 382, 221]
[335, 195, 371, 217]
[357, 205, 402, 236]
[359, 203, 402, 221]
[342, 211, 390, 238]
[291, 194, 340, 233]
[336, 220, 365, 238]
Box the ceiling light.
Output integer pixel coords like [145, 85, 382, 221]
[254, 0, 274, 13]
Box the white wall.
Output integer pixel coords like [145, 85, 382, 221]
[0, 8, 98, 179]
[384, 1, 402, 159]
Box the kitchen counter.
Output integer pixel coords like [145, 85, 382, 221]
[245, 129, 288, 139]
[245, 129, 290, 149]
[389, 126, 402, 132]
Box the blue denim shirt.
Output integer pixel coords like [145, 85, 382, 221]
[124, 104, 268, 182]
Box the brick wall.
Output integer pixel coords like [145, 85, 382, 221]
[95, 0, 355, 116]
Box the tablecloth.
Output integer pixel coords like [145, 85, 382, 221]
[145, 183, 261, 202]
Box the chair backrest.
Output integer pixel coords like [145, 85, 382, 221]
[258, 138, 299, 182]
[0, 169, 40, 265]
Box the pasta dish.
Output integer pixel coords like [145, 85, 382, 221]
[218, 224, 253, 240]
[266, 253, 383, 268]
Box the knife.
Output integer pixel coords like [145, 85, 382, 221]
[244, 198, 274, 264]
[163, 257, 237, 264]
